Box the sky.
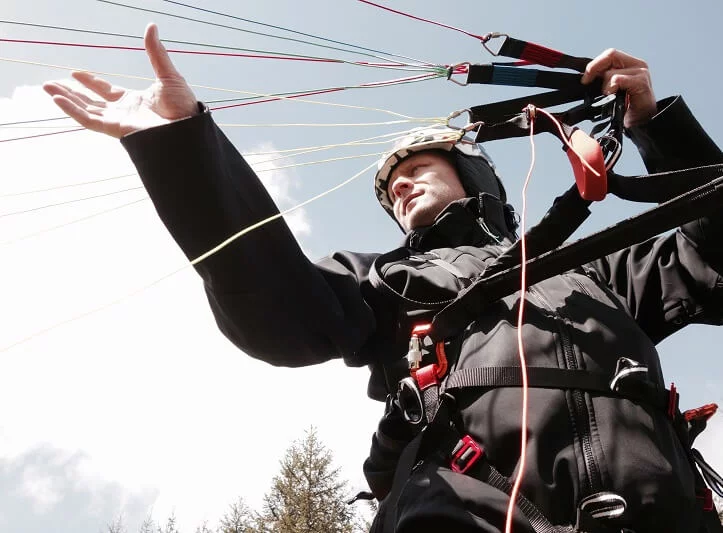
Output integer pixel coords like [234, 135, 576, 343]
[1, 1, 723, 531]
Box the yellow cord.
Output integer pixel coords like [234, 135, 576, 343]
[0, 159, 377, 353]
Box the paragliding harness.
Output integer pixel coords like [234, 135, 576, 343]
[373, 35, 723, 533]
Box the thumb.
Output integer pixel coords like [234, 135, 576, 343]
[144, 23, 183, 80]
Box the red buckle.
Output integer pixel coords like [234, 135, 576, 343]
[697, 487, 714, 512]
[412, 323, 432, 336]
[451, 435, 484, 474]
[684, 403, 718, 422]
[414, 364, 439, 391]
[667, 382, 679, 419]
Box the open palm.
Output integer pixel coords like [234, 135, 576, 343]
[43, 23, 198, 138]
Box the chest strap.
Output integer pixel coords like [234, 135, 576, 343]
[442, 366, 673, 415]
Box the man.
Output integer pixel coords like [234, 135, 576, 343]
[45, 23, 723, 532]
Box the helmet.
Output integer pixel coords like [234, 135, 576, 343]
[373, 125, 508, 226]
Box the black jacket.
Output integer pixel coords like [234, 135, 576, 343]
[122, 96, 723, 532]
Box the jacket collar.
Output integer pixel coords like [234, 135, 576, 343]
[404, 197, 511, 251]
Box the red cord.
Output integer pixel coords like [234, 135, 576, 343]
[534, 107, 601, 178]
[357, 0, 487, 41]
[504, 109, 536, 533]
[0, 38, 418, 66]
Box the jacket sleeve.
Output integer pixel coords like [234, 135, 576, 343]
[589, 96, 723, 344]
[121, 110, 378, 366]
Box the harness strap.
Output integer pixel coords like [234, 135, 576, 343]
[402, 400, 622, 533]
[467, 65, 585, 90]
[480, 185, 591, 280]
[442, 366, 672, 413]
[470, 83, 604, 131]
[431, 173, 723, 342]
[692, 449, 723, 498]
[491, 35, 591, 72]
[608, 163, 723, 203]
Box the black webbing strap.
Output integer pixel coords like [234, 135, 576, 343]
[470, 81, 603, 127]
[412, 401, 577, 533]
[443, 367, 611, 394]
[442, 366, 672, 413]
[692, 449, 723, 497]
[481, 186, 591, 280]
[430, 173, 723, 342]
[466, 65, 584, 90]
[494, 36, 591, 73]
[608, 163, 723, 203]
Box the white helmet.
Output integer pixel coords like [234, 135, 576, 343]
[374, 125, 507, 223]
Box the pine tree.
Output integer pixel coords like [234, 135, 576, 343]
[715, 493, 723, 524]
[218, 497, 259, 533]
[257, 427, 355, 533]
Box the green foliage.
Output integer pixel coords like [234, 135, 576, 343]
[256, 427, 356, 533]
[714, 494, 723, 524]
[103, 428, 371, 533]
[217, 497, 258, 533]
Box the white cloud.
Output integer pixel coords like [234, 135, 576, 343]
[0, 446, 158, 533]
[246, 145, 312, 239]
[0, 84, 378, 532]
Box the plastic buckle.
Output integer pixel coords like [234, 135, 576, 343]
[667, 382, 679, 420]
[684, 403, 718, 422]
[450, 435, 484, 474]
[697, 487, 714, 512]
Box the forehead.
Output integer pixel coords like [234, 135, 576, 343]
[390, 150, 453, 179]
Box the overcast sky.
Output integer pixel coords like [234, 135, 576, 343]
[1, 1, 723, 532]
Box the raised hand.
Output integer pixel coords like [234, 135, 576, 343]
[581, 48, 657, 128]
[43, 23, 199, 138]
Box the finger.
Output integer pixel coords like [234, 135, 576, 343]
[48, 95, 115, 135]
[144, 23, 183, 81]
[44, 82, 98, 110]
[601, 67, 652, 95]
[72, 71, 126, 102]
[581, 48, 647, 84]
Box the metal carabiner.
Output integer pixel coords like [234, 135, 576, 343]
[446, 62, 471, 86]
[480, 32, 509, 57]
[445, 108, 472, 129]
[397, 376, 425, 425]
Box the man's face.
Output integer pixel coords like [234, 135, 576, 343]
[388, 151, 467, 232]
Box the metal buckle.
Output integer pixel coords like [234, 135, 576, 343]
[446, 62, 471, 86]
[480, 32, 509, 57]
[598, 134, 622, 171]
[609, 357, 648, 393]
[450, 435, 483, 474]
[397, 376, 424, 425]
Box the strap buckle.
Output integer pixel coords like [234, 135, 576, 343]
[450, 435, 484, 474]
[397, 376, 425, 425]
[697, 487, 714, 512]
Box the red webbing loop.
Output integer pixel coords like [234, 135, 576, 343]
[566, 129, 608, 201]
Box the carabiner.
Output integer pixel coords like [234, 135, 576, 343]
[480, 32, 509, 57]
[445, 108, 473, 130]
[397, 376, 425, 425]
[446, 62, 471, 86]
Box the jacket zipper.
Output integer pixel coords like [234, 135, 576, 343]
[527, 285, 603, 496]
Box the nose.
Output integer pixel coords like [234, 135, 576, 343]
[390, 175, 413, 201]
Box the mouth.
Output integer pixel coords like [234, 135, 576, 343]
[402, 191, 422, 216]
